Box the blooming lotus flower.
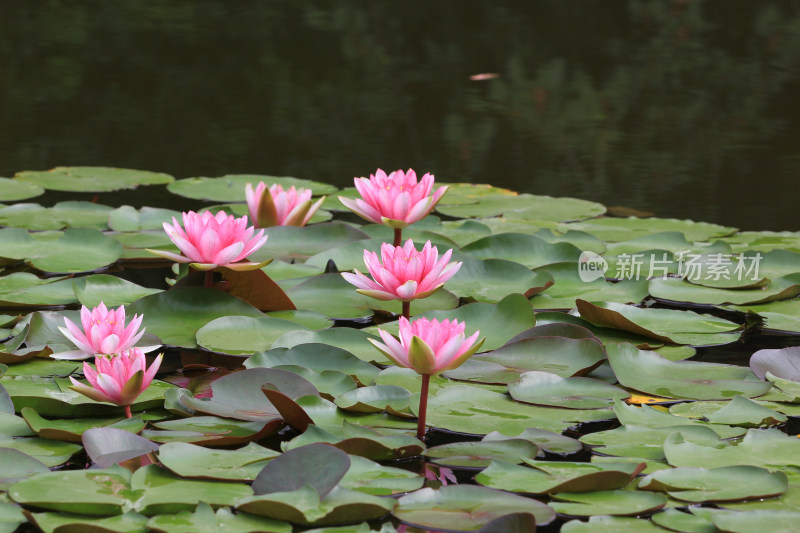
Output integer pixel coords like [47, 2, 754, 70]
[370, 316, 483, 376]
[148, 210, 268, 271]
[56, 303, 147, 360]
[246, 182, 325, 227]
[69, 348, 163, 408]
[339, 169, 448, 229]
[341, 240, 461, 302]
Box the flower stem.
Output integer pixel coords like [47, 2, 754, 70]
[416, 374, 431, 441]
[402, 300, 411, 320]
[204, 270, 213, 288]
[124, 405, 132, 419]
[393, 228, 402, 247]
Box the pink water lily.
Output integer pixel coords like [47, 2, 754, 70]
[69, 348, 163, 410]
[148, 210, 268, 271]
[371, 316, 483, 440]
[246, 182, 325, 227]
[58, 302, 146, 359]
[371, 316, 483, 376]
[339, 169, 448, 229]
[341, 239, 461, 302]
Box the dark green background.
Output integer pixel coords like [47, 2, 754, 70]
[1, 0, 798, 230]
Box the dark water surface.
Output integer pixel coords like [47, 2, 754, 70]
[2, 0, 799, 231]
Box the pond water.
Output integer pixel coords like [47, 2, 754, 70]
[1, 1, 799, 231]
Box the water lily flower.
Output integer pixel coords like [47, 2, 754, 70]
[342, 239, 461, 302]
[371, 316, 483, 440]
[57, 302, 147, 360]
[69, 348, 163, 415]
[148, 210, 268, 271]
[246, 182, 325, 227]
[339, 168, 448, 230]
[371, 316, 483, 376]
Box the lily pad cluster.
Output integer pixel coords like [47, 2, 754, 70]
[0, 166, 799, 531]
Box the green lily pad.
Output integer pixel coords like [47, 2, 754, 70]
[8, 467, 134, 515]
[477, 459, 643, 494]
[704, 395, 787, 427]
[248, 223, 370, 262]
[436, 192, 604, 221]
[144, 416, 282, 446]
[561, 515, 666, 532]
[0, 202, 115, 231]
[650, 508, 716, 533]
[133, 464, 254, 516]
[484, 428, 582, 455]
[426, 385, 614, 436]
[272, 328, 381, 363]
[0, 412, 36, 437]
[168, 174, 335, 201]
[549, 489, 667, 517]
[285, 419, 422, 461]
[254, 443, 349, 500]
[576, 300, 742, 346]
[664, 428, 800, 469]
[535, 311, 663, 348]
[640, 465, 788, 503]
[246, 344, 378, 386]
[394, 485, 554, 530]
[237, 484, 393, 526]
[196, 315, 309, 355]
[158, 442, 279, 481]
[1, 376, 172, 417]
[15, 166, 174, 192]
[731, 299, 800, 333]
[709, 510, 800, 533]
[338, 455, 423, 496]
[461, 233, 581, 268]
[509, 371, 629, 409]
[72, 275, 162, 308]
[612, 400, 746, 439]
[607, 343, 772, 400]
[426, 438, 539, 468]
[0, 228, 123, 273]
[177, 368, 316, 422]
[147, 502, 291, 533]
[558, 216, 736, 242]
[444, 256, 554, 303]
[0, 177, 44, 201]
[580, 424, 723, 460]
[530, 263, 649, 310]
[108, 205, 182, 232]
[334, 386, 410, 414]
[649, 275, 800, 306]
[0, 436, 81, 467]
[127, 287, 265, 348]
[21, 407, 145, 442]
[0, 448, 49, 489]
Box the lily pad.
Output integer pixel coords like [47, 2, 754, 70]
[607, 343, 772, 400]
[127, 287, 265, 348]
[158, 442, 279, 481]
[476, 459, 643, 494]
[246, 344, 378, 386]
[0, 177, 44, 201]
[549, 489, 667, 517]
[639, 465, 788, 503]
[21, 407, 145, 442]
[82, 427, 159, 468]
[0, 448, 49, 489]
[445, 256, 554, 303]
[664, 428, 800, 469]
[196, 315, 309, 355]
[580, 424, 723, 460]
[0, 228, 123, 273]
[426, 439, 539, 468]
[393, 485, 555, 530]
[15, 166, 174, 192]
[649, 274, 800, 306]
[561, 515, 666, 532]
[168, 174, 335, 201]
[144, 416, 282, 446]
[461, 233, 581, 268]
[72, 275, 163, 308]
[272, 328, 382, 363]
[147, 502, 291, 533]
[248, 223, 370, 262]
[508, 371, 628, 409]
[334, 386, 410, 414]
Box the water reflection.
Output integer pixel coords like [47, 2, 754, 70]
[1, 0, 798, 230]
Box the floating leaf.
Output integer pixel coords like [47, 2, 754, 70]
[0, 228, 122, 273]
[393, 485, 555, 530]
[168, 174, 335, 201]
[549, 490, 667, 517]
[461, 233, 581, 268]
[21, 407, 145, 442]
[0, 448, 49, 490]
[196, 315, 308, 355]
[83, 427, 159, 468]
[72, 274, 162, 308]
[639, 465, 787, 503]
[426, 439, 539, 468]
[607, 343, 772, 400]
[15, 166, 173, 192]
[158, 442, 279, 481]
[508, 371, 628, 409]
[476, 459, 643, 494]
[664, 428, 800, 469]
[561, 515, 666, 532]
[246, 344, 378, 386]
[147, 502, 291, 533]
[0, 177, 44, 202]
